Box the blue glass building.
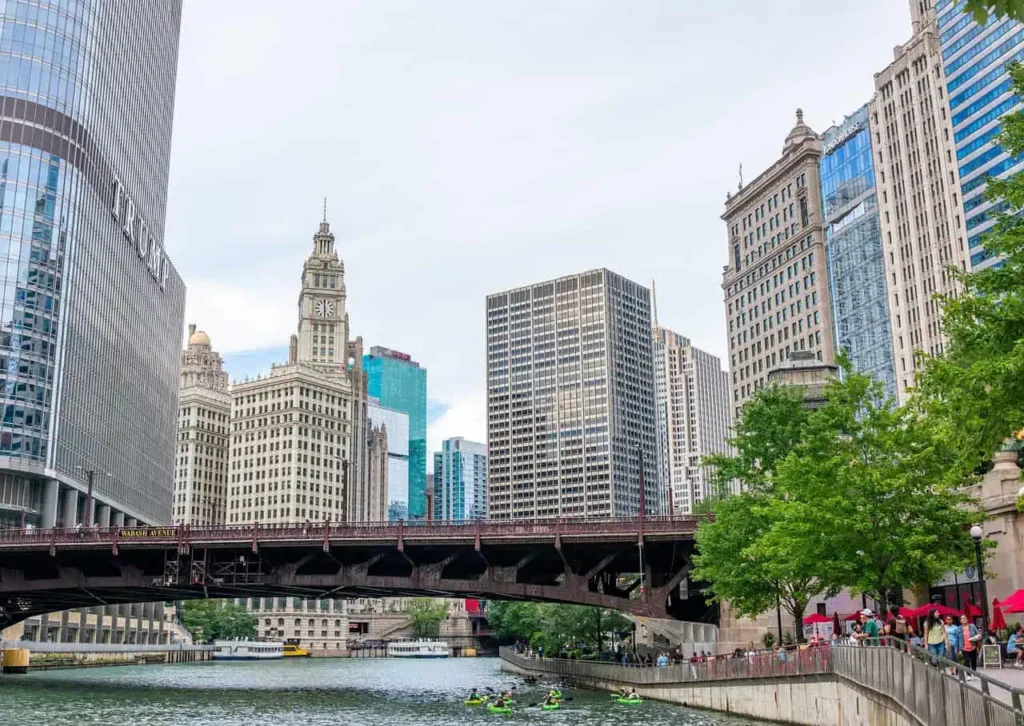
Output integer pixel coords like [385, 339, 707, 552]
[820, 106, 897, 400]
[363, 346, 427, 519]
[432, 437, 487, 521]
[936, 0, 1024, 269]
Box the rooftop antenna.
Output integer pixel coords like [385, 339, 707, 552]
[738, 162, 743, 190]
[322, 197, 327, 223]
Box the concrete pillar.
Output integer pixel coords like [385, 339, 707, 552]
[60, 487, 79, 528]
[111, 511, 125, 527]
[97, 504, 111, 528]
[82, 497, 95, 527]
[40, 479, 59, 528]
[125, 517, 137, 527]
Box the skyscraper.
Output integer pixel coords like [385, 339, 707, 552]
[819, 106, 897, 400]
[364, 347, 427, 519]
[367, 401, 410, 521]
[721, 111, 836, 422]
[934, 0, 1024, 269]
[0, 1, 186, 529]
[486, 269, 659, 520]
[651, 327, 731, 514]
[173, 325, 230, 526]
[433, 437, 487, 521]
[872, 8, 969, 400]
[227, 216, 387, 526]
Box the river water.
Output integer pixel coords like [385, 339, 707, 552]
[0, 657, 772, 726]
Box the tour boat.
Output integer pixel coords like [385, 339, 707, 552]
[386, 639, 450, 658]
[212, 640, 284, 660]
[283, 641, 309, 658]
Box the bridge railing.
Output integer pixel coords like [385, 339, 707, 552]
[0, 514, 703, 547]
[501, 640, 1024, 726]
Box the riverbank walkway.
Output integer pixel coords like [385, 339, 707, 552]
[501, 639, 1024, 726]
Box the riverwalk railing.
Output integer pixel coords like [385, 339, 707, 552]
[501, 639, 1024, 726]
[0, 640, 212, 653]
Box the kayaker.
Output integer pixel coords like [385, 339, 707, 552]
[492, 696, 507, 708]
[542, 693, 559, 707]
[468, 688, 482, 701]
[627, 688, 639, 699]
[548, 688, 561, 700]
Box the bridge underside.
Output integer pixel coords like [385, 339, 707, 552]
[0, 538, 715, 628]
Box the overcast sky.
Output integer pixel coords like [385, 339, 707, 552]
[167, 0, 911, 466]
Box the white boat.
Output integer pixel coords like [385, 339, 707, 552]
[212, 640, 284, 661]
[387, 639, 449, 658]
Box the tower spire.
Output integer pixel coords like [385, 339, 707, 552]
[652, 278, 659, 329]
[322, 197, 327, 224]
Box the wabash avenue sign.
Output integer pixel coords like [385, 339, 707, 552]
[110, 178, 170, 291]
[117, 527, 176, 538]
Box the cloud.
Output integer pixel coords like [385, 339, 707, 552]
[426, 390, 487, 473]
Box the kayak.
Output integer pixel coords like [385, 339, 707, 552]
[465, 699, 486, 706]
[617, 697, 643, 705]
[542, 703, 561, 711]
[487, 704, 513, 714]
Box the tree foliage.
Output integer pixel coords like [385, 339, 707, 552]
[966, 0, 1024, 24]
[918, 62, 1024, 464]
[485, 601, 631, 655]
[180, 599, 257, 642]
[404, 598, 448, 638]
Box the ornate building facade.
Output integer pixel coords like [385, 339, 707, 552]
[173, 326, 230, 526]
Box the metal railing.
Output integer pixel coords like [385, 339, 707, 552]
[0, 515, 702, 548]
[0, 640, 212, 653]
[501, 639, 1024, 726]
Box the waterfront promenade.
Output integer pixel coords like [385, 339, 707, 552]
[500, 642, 1024, 726]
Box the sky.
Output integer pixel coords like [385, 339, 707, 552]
[167, 0, 912, 468]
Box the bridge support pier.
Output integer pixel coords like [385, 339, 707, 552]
[125, 517, 137, 527]
[111, 511, 125, 527]
[40, 480, 58, 529]
[97, 505, 111, 528]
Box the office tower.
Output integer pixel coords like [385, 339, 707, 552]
[173, 325, 230, 526]
[226, 215, 386, 526]
[819, 106, 898, 401]
[368, 402, 410, 521]
[722, 110, 836, 421]
[363, 347, 427, 518]
[0, 1, 186, 529]
[486, 268, 659, 520]
[651, 327, 731, 514]
[433, 437, 487, 520]
[871, 10, 970, 401]
[935, 0, 1024, 269]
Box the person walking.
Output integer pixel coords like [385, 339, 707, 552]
[944, 614, 962, 674]
[925, 610, 950, 667]
[959, 614, 980, 679]
[894, 609, 909, 642]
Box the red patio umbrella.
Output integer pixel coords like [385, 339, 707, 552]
[991, 600, 1008, 631]
[999, 589, 1024, 614]
[963, 602, 983, 618]
[803, 613, 831, 625]
[844, 612, 862, 622]
[898, 606, 920, 618]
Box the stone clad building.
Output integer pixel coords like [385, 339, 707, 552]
[173, 326, 230, 526]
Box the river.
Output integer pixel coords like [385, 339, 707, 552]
[0, 657, 773, 726]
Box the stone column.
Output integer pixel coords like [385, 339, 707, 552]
[97, 504, 111, 528]
[125, 517, 137, 527]
[40, 479, 59, 528]
[60, 487, 79, 528]
[111, 511, 125, 527]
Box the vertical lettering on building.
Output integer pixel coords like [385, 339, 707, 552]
[110, 175, 170, 291]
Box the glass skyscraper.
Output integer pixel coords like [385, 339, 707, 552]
[820, 105, 897, 400]
[936, 0, 1024, 269]
[367, 400, 410, 521]
[363, 346, 426, 519]
[432, 436, 486, 521]
[0, 1, 186, 528]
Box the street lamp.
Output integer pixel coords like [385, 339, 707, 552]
[970, 524, 989, 633]
[74, 467, 108, 528]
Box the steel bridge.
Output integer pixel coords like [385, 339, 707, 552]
[0, 516, 714, 629]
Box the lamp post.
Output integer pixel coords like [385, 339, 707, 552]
[970, 524, 989, 633]
[635, 444, 646, 519]
[73, 467, 105, 528]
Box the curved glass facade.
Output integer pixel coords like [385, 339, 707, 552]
[820, 106, 897, 401]
[0, 0, 185, 527]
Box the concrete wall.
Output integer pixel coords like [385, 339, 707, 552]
[501, 658, 914, 726]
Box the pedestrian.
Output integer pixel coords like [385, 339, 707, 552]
[1008, 626, 1024, 668]
[894, 609, 909, 642]
[944, 614, 962, 673]
[959, 614, 980, 678]
[925, 610, 950, 666]
[854, 609, 880, 646]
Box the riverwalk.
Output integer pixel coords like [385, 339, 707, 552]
[500, 642, 1024, 726]
[1, 640, 212, 671]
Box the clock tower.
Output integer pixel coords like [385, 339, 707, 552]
[297, 210, 348, 367]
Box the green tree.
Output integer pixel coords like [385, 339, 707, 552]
[918, 63, 1024, 466]
[767, 367, 983, 609]
[485, 601, 630, 655]
[404, 598, 448, 638]
[695, 385, 826, 639]
[486, 601, 544, 644]
[966, 0, 1024, 24]
[180, 599, 257, 642]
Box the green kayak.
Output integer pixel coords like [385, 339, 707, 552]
[465, 699, 486, 706]
[542, 703, 561, 711]
[617, 697, 643, 705]
[487, 704, 513, 714]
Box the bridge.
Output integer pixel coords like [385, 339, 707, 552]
[0, 516, 713, 629]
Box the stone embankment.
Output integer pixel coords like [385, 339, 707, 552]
[1, 641, 211, 672]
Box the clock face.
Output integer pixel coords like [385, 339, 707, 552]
[315, 299, 334, 318]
